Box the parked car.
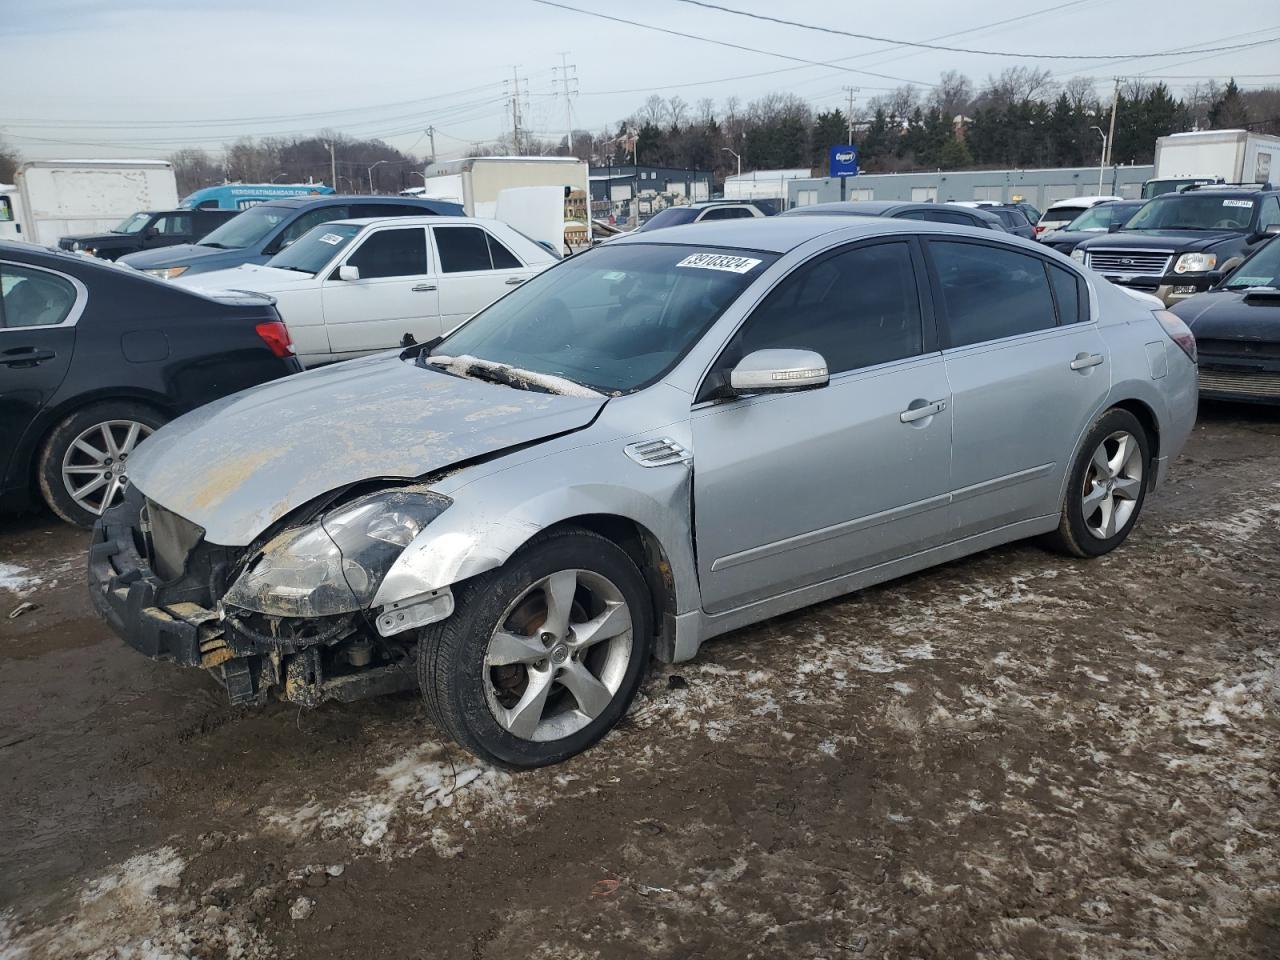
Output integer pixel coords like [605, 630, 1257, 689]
[89, 216, 1197, 768]
[57, 208, 238, 261]
[956, 203, 1035, 240]
[780, 200, 1006, 231]
[1035, 196, 1123, 237]
[1170, 236, 1280, 403]
[1075, 183, 1280, 305]
[118, 195, 464, 280]
[1038, 200, 1147, 255]
[634, 200, 770, 234]
[177, 216, 557, 367]
[0, 241, 301, 526]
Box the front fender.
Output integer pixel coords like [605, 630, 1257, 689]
[371, 466, 697, 617]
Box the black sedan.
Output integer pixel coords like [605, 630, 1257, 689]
[781, 200, 1006, 231]
[1170, 237, 1280, 404]
[0, 241, 302, 525]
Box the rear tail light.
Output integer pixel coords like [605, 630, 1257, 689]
[1155, 309, 1196, 363]
[1034, 224, 1047, 236]
[255, 320, 295, 358]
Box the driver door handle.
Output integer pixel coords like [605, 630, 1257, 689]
[900, 399, 946, 423]
[411, 283, 437, 292]
[2, 347, 56, 367]
[1070, 353, 1104, 371]
[505, 276, 526, 285]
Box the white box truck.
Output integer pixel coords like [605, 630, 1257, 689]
[7, 159, 179, 245]
[420, 156, 589, 253]
[1143, 130, 1280, 198]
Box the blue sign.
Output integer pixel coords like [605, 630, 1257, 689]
[828, 145, 859, 177]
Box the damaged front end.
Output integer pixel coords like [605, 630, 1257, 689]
[88, 487, 454, 707]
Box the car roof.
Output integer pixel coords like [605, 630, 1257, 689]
[249, 195, 459, 211]
[1045, 196, 1122, 210]
[324, 215, 500, 228]
[615, 213, 1013, 254]
[781, 200, 1003, 226]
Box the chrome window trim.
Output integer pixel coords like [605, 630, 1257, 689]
[0, 258, 89, 332]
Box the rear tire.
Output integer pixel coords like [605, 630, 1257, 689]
[418, 528, 653, 769]
[37, 401, 166, 527]
[1044, 407, 1150, 558]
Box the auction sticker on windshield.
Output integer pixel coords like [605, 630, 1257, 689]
[1222, 200, 1253, 208]
[318, 233, 345, 244]
[676, 253, 763, 273]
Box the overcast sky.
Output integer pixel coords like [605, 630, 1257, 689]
[3, 0, 1278, 163]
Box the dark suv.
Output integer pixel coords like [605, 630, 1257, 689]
[118, 195, 464, 280]
[57, 208, 237, 261]
[1076, 183, 1280, 305]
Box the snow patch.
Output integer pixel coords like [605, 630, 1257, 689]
[0, 563, 39, 595]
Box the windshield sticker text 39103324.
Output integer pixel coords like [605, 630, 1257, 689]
[676, 253, 763, 273]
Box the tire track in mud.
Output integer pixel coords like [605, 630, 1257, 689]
[2, 414, 1279, 959]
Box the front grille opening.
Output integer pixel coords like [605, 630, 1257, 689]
[146, 499, 206, 582]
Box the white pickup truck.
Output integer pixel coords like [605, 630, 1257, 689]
[175, 215, 556, 367]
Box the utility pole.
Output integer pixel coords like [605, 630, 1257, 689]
[553, 53, 579, 157]
[327, 141, 336, 191]
[506, 67, 526, 156]
[844, 86, 860, 145]
[426, 126, 437, 165]
[1105, 77, 1121, 171]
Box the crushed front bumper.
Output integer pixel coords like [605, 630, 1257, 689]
[88, 491, 416, 706]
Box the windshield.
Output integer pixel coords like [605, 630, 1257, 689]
[112, 212, 153, 234]
[1223, 238, 1280, 289]
[196, 205, 289, 249]
[432, 243, 777, 393]
[266, 223, 360, 274]
[1125, 194, 1256, 231]
[1066, 205, 1119, 231]
[636, 207, 700, 232]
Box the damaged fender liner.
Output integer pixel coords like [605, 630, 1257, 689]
[88, 491, 415, 706]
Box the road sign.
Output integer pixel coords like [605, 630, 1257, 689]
[829, 145, 859, 177]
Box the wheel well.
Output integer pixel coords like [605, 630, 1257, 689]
[543, 515, 679, 662]
[1110, 398, 1160, 463]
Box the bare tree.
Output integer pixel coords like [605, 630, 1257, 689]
[928, 70, 973, 118]
[639, 94, 668, 127]
[0, 135, 20, 182]
[1062, 75, 1098, 111]
[981, 67, 1056, 106]
[667, 95, 689, 130]
[696, 97, 716, 126]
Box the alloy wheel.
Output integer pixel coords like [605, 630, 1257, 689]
[1081, 429, 1143, 540]
[60, 419, 153, 517]
[483, 568, 634, 743]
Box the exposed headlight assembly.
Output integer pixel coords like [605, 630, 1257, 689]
[144, 265, 189, 280]
[1174, 252, 1216, 274]
[223, 491, 451, 618]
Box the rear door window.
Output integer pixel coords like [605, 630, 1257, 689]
[1047, 263, 1085, 324]
[0, 264, 79, 328]
[699, 207, 753, 221]
[346, 227, 428, 279]
[928, 240, 1057, 346]
[434, 226, 496, 272]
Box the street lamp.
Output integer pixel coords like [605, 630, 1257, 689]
[271, 171, 290, 183]
[1090, 125, 1108, 195]
[367, 159, 391, 194]
[721, 147, 742, 179]
[410, 170, 426, 184]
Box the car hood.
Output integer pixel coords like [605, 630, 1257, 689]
[1170, 288, 1280, 338]
[60, 232, 133, 247]
[1040, 229, 1099, 251]
[128, 354, 606, 546]
[1081, 229, 1238, 253]
[174, 263, 316, 295]
[118, 243, 237, 270]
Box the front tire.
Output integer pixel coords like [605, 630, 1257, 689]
[1044, 408, 1150, 558]
[418, 528, 653, 769]
[37, 401, 166, 527]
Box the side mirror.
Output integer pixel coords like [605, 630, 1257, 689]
[729, 349, 829, 394]
[338, 264, 360, 281]
[1251, 223, 1280, 243]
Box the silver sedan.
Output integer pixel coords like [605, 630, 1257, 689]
[89, 216, 1199, 767]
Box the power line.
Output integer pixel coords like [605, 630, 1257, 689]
[527, 0, 936, 87]
[666, 0, 1280, 61]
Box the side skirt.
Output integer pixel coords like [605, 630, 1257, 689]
[669, 514, 1058, 662]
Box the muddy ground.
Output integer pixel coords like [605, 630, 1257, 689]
[1, 402, 1278, 960]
